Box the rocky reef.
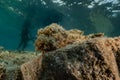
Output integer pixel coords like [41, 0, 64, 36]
[22, 37, 120, 80]
[1, 23, 120, 80]
[35, 23, 103, 53]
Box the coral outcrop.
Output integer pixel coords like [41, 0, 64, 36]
[35, 23, 67, 53]
[21, 37, 120, 80]
[35, 23, 103, 53]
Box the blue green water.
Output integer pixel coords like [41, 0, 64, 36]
[0, 0, 120, 51]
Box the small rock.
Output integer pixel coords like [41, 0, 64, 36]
[0, 64, 6, 80]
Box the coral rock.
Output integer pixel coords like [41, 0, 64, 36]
[22, 37, 120, 80]
[21, 55, 42, 80]
[35, 23, 87, 53]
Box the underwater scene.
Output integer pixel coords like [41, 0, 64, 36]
[0, 0, 120, 80]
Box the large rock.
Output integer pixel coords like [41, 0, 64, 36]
[35, 23, 104, 53]
[21, 37, 120, 80]
[35, 23, 91, 53]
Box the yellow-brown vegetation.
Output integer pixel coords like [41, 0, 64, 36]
[35, 23, 104, 53]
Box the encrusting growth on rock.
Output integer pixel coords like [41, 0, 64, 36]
[35, 23, 67, 53]
[35, 23, 104, 53]
[22, 37, 120, 80]
[3, 23, 120, 80]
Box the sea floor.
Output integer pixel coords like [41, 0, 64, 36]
[0, 48, 38, 79]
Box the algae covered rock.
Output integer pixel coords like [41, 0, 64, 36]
[35, 23, 104, 53]
[35, 23, 67, 53]
[35, 23, 87, 53]
[2, 23, 119, 80]
[21, 55, 42, 80]
[22, 37, 120, 80]
[39, 38, 120, 80]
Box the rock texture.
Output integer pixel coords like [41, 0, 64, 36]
[1, 24, 119, 80]
[21, 55, 42, 80]
[35, 23, 85, 53]
[35, 23, 103, 53]
[21, 37, 120, 80]
[0, 50, 37, 80]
